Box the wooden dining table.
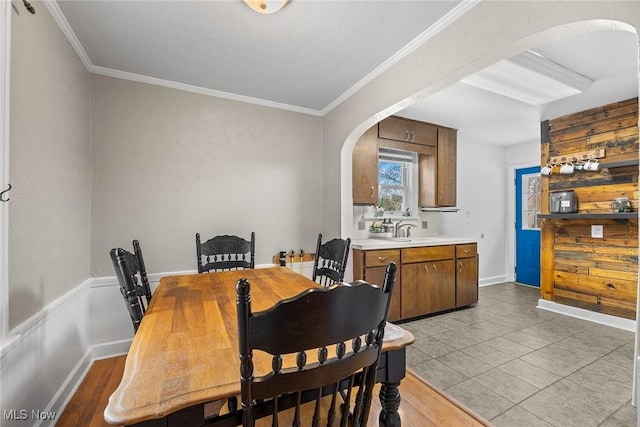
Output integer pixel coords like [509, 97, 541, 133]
[104, 266, 415, 427]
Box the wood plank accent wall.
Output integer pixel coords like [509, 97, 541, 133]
[540, 98, 639, 320]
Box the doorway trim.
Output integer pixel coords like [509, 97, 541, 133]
[0, 0, 10, 343]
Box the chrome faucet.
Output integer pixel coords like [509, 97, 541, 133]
[395, 221, 417, 238]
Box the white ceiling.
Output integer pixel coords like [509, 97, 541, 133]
[54, 0, 468, 114]
[45, 1, 638, 147]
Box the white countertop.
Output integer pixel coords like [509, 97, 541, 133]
[351, 236, 476, 250]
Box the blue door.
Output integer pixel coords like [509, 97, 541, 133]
[515, 166, 541, 287]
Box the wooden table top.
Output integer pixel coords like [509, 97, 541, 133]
[104, 267, 414, 425]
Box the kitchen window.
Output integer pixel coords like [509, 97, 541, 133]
[378, 147, 418, 217]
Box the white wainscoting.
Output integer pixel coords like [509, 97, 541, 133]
[0, 280, 92, 427]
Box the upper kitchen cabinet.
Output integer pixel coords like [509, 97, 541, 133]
[417, 125, 458, 208]
[352, 125, 379, 205]
[352, 116, 457, 208]
[378, 116, 437, 146]
[436, 127, 457, 207]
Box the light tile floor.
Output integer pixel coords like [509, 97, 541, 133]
[398, 282, 637, 427]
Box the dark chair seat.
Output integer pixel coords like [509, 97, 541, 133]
[312, 233, 351, 286]
[196, 232, 255, 273]
[236, 262, 397, 426]
[110, 240, 152, 333]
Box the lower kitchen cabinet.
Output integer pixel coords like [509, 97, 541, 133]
[401, 260, 455, 318]
[352, 242, 477, 322]
[352, 249, 401, 322]
[456, 243, 478, 308]
[456, 256, 478, 307]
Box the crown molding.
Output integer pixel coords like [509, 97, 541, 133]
[43, 0, 93, 71]
[91, 66, 322, 116]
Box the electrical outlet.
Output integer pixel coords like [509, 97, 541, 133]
[591, 225, 604, 238]
[421, 221, 428, 229]
[358, 220, 365, 230]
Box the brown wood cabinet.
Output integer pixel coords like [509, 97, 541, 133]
[352, 125, 379, 205]
[352, 117, 457, 208]
[378, 116, 437, 146]
[455, 243, 478, 307]
[352, 249, 401, 321]
[436, 127, 457, 207]
[353, 243, 478, 321]
[401, 246, 455, 318]
[402, 260, 455, 318]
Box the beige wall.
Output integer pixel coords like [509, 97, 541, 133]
[90, 75, 322, 276]
[9, 2, 92, 328]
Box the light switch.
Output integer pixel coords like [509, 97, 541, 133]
[591, 225, 603, 238]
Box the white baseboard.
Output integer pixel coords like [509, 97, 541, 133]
[537, 299, 636, 332]
[91, 338, 132, 360]
[40, 348, 93, 427]
[479, 275, 508, 287]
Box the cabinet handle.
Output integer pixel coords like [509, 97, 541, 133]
[410, 131, 415, 142]
[370, 186, 375, 198]
[432, 264, 437, 272]
[458, 261, 463, 272]
[463, 249, 471, 254]
[423, 265, 429, 273]
[377, 256, 388, 262]
[439, 190, 444, 200]
[405, 130, 410, 141]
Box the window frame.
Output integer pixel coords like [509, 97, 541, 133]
[377, 147, 418, 218]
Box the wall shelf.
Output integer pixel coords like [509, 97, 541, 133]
[538, 212, 637, 219]
[599, 159, 639, 169]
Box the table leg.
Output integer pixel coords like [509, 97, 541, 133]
[376, 346, 407, 427]
[378, 381, 401, 427]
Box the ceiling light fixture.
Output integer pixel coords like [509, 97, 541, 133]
[243, 0, 289, 14]
[461, 50, 594, 105]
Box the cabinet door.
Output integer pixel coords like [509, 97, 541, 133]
[437, 127, 457, 207]
[456, 256, 478, 307]
[378, 116, 412, 143]
[364, 266, 401, 322]
[401, 260, 455, 318]
[379, 116, 437, 146]
[418, 149, 437, 208]
[352, 125, 379, 205]
[411, 121, 438, 146]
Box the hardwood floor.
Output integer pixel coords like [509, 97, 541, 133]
[56, 356, 489, 427]
[56, 356, 127, 427]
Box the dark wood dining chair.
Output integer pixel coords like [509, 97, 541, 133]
[236, 262, 397, 427]
[312, 233, 352, 287]
[109, 240, 152, 333]
[196, 232, 255, 273]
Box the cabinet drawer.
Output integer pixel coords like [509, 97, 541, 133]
[456, 243, 477, 259]
[401, 245, 454, 263]
[364, 250, 400, 267]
